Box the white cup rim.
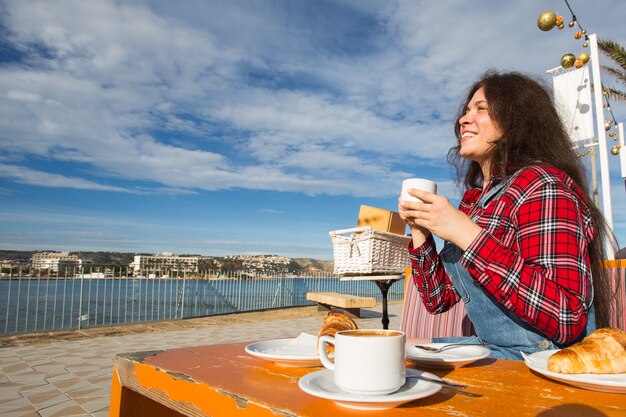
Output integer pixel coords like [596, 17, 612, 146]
[336, 329, 405, 337]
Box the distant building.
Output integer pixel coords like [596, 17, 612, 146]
[31, 251, 89, 274]
[130, 253, 199, 276]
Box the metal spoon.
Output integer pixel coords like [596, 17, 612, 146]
[406, 375, 467, 389]
[413, 342, 491, 353]
[406, 375, 482, 398]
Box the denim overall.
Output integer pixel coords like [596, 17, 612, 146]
[436, 173, 596, 360]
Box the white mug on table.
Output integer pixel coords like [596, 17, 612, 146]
[401, 178, 437, 203]
[317, 329, 406, 396]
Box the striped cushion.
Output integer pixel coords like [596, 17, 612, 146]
[606, 266, 626, 331]
[400, 275, 474, 339]
[401, 266, 626, 338]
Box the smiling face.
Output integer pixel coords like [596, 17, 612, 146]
[458, 87, 502, 176]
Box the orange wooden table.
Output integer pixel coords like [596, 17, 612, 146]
[109, 341, 625, 417]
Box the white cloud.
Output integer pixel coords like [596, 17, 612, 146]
[0, 0, 624, 202]
[0, 163, 132, 192]
[0, 0, 452, 199]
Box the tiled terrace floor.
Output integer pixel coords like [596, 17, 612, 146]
[0, 302, 404, 417]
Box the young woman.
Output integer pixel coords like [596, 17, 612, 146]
[399, 71, 614, 360]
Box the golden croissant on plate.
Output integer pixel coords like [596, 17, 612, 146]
[547, 328, 626, 374]
[318, 311, 358, 354]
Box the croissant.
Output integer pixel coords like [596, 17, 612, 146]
[318, 311, 358, 354]
[547, 328, 626, 374]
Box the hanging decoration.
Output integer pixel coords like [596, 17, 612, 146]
[560, 53, 576, 68]
[576, 147, 595, 159]
[604, 89, 621, 154]
[537, 0, 622, 156]
[537, 11, 557, 31]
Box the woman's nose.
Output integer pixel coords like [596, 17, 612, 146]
[459, 112, 472, 125]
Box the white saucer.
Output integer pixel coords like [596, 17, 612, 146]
[245, 336, 321, 367]
[298, 369, 442, 410]
[522, 350, 626, 394]
[406, 343, 491, 369]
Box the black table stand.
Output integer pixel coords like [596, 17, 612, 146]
[339, 273, 404, 330]
[373, 278, 401, 329]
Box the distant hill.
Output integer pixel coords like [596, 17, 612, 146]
[0, 250, 41, 263]
[291, 258, 334, 273]
[0, 250, 334, 273]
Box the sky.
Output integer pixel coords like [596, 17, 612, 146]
[0, 0, 625, 260]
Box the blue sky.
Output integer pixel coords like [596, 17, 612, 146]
[0, 0, 625, 259]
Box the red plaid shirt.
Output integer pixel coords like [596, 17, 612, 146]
[409, 164, 595, 345]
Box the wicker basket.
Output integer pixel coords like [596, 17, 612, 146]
[329, 226, 411, 275]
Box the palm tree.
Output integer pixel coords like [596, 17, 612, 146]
[597, 38, 626, 102]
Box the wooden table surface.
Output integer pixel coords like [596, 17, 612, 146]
[109, 341, 625, 417]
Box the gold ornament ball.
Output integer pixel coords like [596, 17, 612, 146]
[575, 31, 583, 40]
[611, 146, 620, 156]
[556, 15, 564, 25]
[558, 23, 565, 30]
[537, 11, 557, 31]
[578, 52, 590, 64]
[575, 59, 584, 68]
[561, 53, 576, 68]
[609, 132, 616, 138]
[605, 121, 613, 131]
[583, 41, 589, 48]
[568, 21, 576, 28]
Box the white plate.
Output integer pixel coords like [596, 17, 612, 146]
[405, 343, 491, 368]
[522, 350, 626, 394]
[298, 369, 442, 410]
[245, 337, 321, 367]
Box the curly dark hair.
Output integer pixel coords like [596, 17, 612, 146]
[448, 70, 617, 328]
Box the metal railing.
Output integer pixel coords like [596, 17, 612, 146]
[1, 267, 405, 335]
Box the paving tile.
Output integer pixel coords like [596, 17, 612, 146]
[73, 396, 110, 413]
[2, 362, 31, 374]
[90, 406, 110, 417]
[16, 381, 49, 392]
[2, 410, 40, 417]
[0, 386, 22, 404]
[47, 356, 84, 365]
[11, 348, 39, 357]
[89, 378, 112, 389]
[31, 364, 68, 377]
[23, 388, 68, 410]
[84, 372, 111, 385]
[18, 354, 52, 365]
[73, 370, 110, 381]
[65, 386, 102, 400]
[37, 399, 89, 417]
[0, 351, 18, 359]
[46, 375, 90, 392]
[0, 396, 34, 411]
[7, 370, 49, 383]
[19, 382, 59, 396]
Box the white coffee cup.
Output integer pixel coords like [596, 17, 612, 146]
[318, 329, 406, 396]
[401, 178, 437, 203]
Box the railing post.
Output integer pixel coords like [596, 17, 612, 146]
[78, 268, 84, 330]
[180, 270, 186, 319]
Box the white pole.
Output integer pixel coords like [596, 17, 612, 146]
[589, 33, 615, 258]
[617, 123, 626, 180]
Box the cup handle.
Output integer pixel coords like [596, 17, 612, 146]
[318, 335, 335, 370]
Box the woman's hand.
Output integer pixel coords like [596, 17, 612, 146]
[399, 189, 482, 251]
[398, 196, 431, 247]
